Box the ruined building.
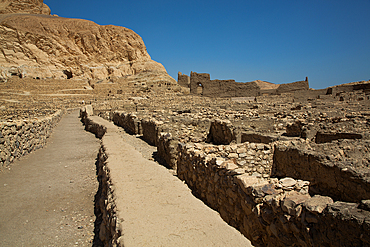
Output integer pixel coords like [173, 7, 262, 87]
[178, 71, 309, 97]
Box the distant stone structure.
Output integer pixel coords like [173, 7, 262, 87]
[326, 80, 370, 95]
[177, 72, 190, 88]
[178, 71, 309, 97]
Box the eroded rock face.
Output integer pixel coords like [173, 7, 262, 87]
[0, 0, 50, 15]
[0, 1, 168, 80]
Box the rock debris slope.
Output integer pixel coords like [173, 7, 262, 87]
[0, 0, 170, 81]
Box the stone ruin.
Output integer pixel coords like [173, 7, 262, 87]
[178, 71, 310, 97]
[2, 74, 370, 246]
[78, 79, 370, 246]
[3, 1, 369, 245]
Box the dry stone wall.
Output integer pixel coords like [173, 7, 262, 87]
[80, 108, 122, 246]
[273, 140, 370, 203]
[0, 109, 63, 169]
[95, 144, 121, 247]
[88, 83, 369, 246]
[176, 142, 370, 247]
[111, 111, 142, 135]
[99, 98, 370, 246]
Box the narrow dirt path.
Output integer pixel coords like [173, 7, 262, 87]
[0, 110, 100, 246]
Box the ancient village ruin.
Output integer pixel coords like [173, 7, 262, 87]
[1, 0, 370, 246]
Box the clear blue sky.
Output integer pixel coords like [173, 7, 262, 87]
[45, 0, 370, 89]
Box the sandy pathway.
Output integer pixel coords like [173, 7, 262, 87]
[0, 111, 100, 246]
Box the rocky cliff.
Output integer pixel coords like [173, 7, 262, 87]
[0, 0, 50, 15]
[0, 0, 172, 81]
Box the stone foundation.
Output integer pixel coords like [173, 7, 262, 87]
[80, 108, 122, 246]
[90, 106, 370, 246]
[177, 142, 370, 247]
[0, 110, 64, 169]
[272, 141, 370, 203]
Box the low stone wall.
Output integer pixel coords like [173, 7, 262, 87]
[141, 118, 163, 146]
[0, 110, 64, 169]
[206, 119, 235, 145]
[80, 106, 106, 138]
[95, 144, 121, 246]
[273, 141, 370, 203]
[240, 131, 279, 144]
[94, 108, 370, 246]
[157, 132, 178, 169]
[177, 142, 370, 247]
[80, 111, 122, 246]
[111, 111, 142, 135]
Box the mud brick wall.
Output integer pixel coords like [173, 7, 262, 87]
[177, 142, 370, 247]
[111, 111, 142, 135]
[273, 143, 370, 203]
[189, 72, 260, 98]
[0, 110, 63, 168]
[275, 80, 309, 94]
[177, 72, 190, 88]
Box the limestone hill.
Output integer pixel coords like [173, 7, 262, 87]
[0, 0, 174, 83]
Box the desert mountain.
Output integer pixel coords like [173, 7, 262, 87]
[0, 0, 173, 82]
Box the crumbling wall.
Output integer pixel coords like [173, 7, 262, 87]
[275, 80, 309, 95]
[272, 142, 370, 202]
[206, 119, 235, 145]
[141, 118, 163, 146]
[0, 109, 64, 169]
[327, 81, 370, 95]
[315, 131, 362, 144]
[177, 142, 370, 247]
[240, 131, 279, 144]
[157, 133, 178, 169]
[185, 72, 310, 98]
[102, 107, 370, 246]
[206, 119, 283, 145]
[177, 72, 190, 88]
[80, 113, 122, 247]
[80, 106, 107, 138]
[189, 72, 260, 97]
[111, 111, 142, 135]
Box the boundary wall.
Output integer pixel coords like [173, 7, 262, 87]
[0, 110, 64, 169]
[106, 108, 370, 247]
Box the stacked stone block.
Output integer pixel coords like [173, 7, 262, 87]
[0, 110, 63, 168]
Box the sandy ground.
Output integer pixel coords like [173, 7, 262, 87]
[0, 111, 100, 246]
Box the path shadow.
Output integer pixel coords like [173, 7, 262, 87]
[92, 157, 103, 247]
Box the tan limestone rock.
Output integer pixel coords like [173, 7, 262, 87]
[0, 0, 173, 82]
[0, 0, 50, 15]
